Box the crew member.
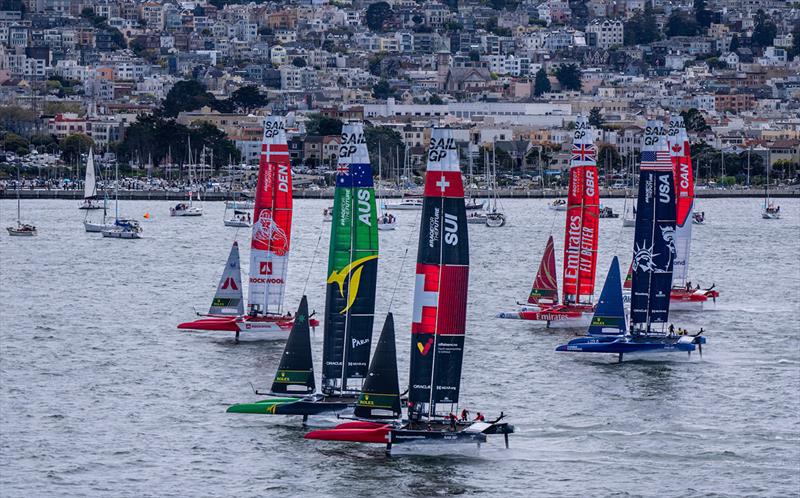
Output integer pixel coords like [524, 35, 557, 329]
[460, 409, 469, 422]
[449, 413, 457, 430]
[475, 412, 485, 422]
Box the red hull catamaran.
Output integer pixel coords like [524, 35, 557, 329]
[178, 116, 318, 339]
[497, 115, 600, 327]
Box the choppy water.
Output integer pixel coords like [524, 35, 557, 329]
[1, 197, 798, 497]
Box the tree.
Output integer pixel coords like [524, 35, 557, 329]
[597, 144, 621, 171]
[364, 125, 405, 176]
[372, 80, 393, 100]
[624, 1, 660, 45]
[0, 106, 37, 135]
[792, 22, 800, 60]
[751, 9, 777, 49]
[681, 108, 710, 133]
[229, 85, 267, 112]
[2, 132, 30, 155]
[694, 0, 712, 28]
[292, 57, 307, 68]
[533, 67, 551, 96]
[365, 1, 392, 32]
[160, 79, 218, 117]
[555, 63, 581, 91]
[306, 114, 343, 136]
[60, 134, 94, 164]
[666, 12, 699, 37]
[429, 94, 444, 105]
[729, 34, 740, 52]
[29, 133, 56, 149]
[588, 107, 604, 128]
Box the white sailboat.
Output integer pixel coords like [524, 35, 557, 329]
[171, 139, 203, 217]
[6, 165, 37, 236]
[78, 147, 101, 210]
[485, 142, 507, 227]
[102, 161, 142, 239]
[83, 149, 114, 232]
[761, 161, 780, 219]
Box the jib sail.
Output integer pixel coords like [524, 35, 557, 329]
[271, 296, 315, 395]
[587, 256, 626, 336]
[209, 241, 244, 316]
[528, 235, 558, 305]
[354, 313, 401, 419]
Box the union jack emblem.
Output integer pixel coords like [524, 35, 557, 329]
[336, 164, 349, 175]
[571, 144, 596, 162]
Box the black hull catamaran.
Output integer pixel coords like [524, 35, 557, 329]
[306, 127, 514, 453]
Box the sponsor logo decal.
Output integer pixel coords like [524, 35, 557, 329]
[221, 277, 238, 290]
[252, 211, 289, 254]
[416, 338, 433, 356]
[259, 261, 273, 275]
[327, 255, 379, 314]
[633, 240, 659, 273]
[352, 337, 369, 348]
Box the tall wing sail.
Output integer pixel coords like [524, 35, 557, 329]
[408, 128, 468, 416]
[209, 241, 244, 316]
[322, 122, 379, 391]
[271, 296, 315, 395]
[587, 256, 626, 336]
[562, 116, 600, 305]
[248, 116, 293, 315]
[668, 116, 694, 284]
[528, 235, 558, 305]
[631, 120, 677, 331]
[84, 148, 97, 199]
[354, 313, 401, 420]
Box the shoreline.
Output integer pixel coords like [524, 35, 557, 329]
[1, 188, 797, 201]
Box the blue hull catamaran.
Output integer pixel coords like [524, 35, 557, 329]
[557, 119, 706, 362]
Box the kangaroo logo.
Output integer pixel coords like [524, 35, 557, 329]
[327, 255, 378, 314]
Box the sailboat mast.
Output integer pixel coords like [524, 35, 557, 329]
[16, 164, 21, 223]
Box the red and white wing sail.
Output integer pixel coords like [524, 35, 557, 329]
[562, 116, 600, 305]
[668, 116, 694, 284]
[248, 116, 293, 314]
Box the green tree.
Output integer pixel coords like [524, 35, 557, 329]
[429, 94, 444, 105]
[306, 114, 343, 136]
[372, 79, 393, 100]
[229, 85, 268, 112]
[751, 9, 777, 48]
[364, 125, 405, 176]
[365, 1, 392, 31]
[588, 107, 604, 128]
[29, 133, 57, 149]
[160, 79, 217, 117]
[555, 63, 581, 91]
[292, 57, 307, 68]
[624, 1, 660, 45]
[597, 144, 621, 170]
[60, 134, 94, 164]
[0, 106, 37, 135]
[792, 23, 800, 59]
[533, 67, 551, 96]
[666, 12, 699, 37]
[681, 108, 710, 132]
[2, 132, 30, 155]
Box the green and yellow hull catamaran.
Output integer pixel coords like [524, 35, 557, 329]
[227, 121, 380, 419]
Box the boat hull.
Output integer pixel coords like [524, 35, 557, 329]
[384, 205, 422, 210]
[496, 305, 593, 328]
[6, 228, 36, 236]
[170, 207, 203, 217]
[178, 314, 319, 339]
[377, 221, 396, 230]
[228, 395, 356, 416]
[622, 218, 636, 227]
[669, 288, 719, 311]
[102, 229, 140, 239]
[556, 335, 706, 359]
[84, 221, 114, 233]
[224, 220, 250, 227]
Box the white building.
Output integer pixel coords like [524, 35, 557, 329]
[585, 19, 624, 49]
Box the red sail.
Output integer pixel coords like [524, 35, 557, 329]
[528, 235, 558, 305]
[562, 117, 600, 305]
[623, 261, 633, 289]
[248, 116, 293, 314]
[669, 116, 694, 226]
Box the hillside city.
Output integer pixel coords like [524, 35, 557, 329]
[0, 0, 799, 192]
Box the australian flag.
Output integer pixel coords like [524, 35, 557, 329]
[336, 162, 373, 188]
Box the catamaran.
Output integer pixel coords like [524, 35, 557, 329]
[78, 147, 101, 210]
[227, 121, 381, 418]
[558, 120, 706, 362]
[306, 128, 514, 453]
[667, 116, 719, 310]
[6, 164, 37, 236]
[497, 116, 600, 327]
[178, 116, 317, 340]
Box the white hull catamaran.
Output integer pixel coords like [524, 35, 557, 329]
[178, 116, 318, 340]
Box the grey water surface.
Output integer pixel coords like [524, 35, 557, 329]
[1, 197, 798, 497]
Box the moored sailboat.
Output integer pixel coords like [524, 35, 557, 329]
[6, 165, 37, 236]
[78, 147, 102, 210]
[563, 120, 706, 361]
[227, 121, 380, 417]
[496, 116, 600, 327]
[667, 116, 719, 310]
[307, 128, 514, 453]
[178, 116, 317, 339]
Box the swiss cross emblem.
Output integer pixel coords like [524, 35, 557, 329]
[260, 262, 273, 275]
